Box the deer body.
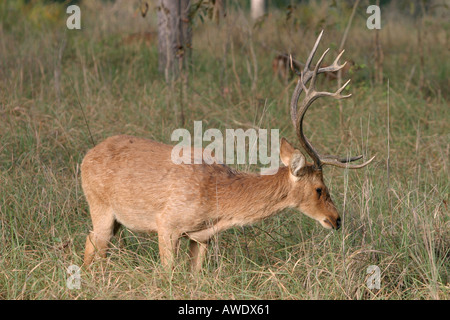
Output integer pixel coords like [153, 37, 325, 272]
[81, 135, 338, 270]
[82, 31, 374, 271]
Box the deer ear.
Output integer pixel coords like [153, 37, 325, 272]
[280, 138, 306, 177]
[290, 150, 306, 177]
[280, 138, 295, 166]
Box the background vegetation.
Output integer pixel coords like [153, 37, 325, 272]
[0, 0, 448, 299]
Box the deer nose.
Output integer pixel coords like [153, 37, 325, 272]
[336, 217, 341, 230]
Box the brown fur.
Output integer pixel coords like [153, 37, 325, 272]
[272, 54, 294, 82]
[81, 135, 340, 271]
[121, 32, 156, 47]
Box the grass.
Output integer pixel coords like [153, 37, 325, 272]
[0, 0, 448, 299]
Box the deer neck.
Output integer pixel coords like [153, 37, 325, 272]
[213, 166, 293, 226]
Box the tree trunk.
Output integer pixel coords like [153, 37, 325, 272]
[157, 0, 191, 82]
[373, 0, 383, 84]
[212, 0, 226, 24]
[251, 0, 265, 20]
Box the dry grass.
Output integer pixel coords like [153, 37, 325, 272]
[0, 0, 448, 299]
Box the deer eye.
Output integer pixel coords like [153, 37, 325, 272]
[316, 188, 322, 197]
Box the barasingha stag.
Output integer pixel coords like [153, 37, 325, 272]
[81, 31, 375, 271]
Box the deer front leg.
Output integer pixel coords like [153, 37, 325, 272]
[158, 231, 180, 269]
[83, 205, 116, 267]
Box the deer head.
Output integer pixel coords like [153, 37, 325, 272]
[282, 30, 375, 230]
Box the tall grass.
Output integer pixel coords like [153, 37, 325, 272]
[0, 0, 448, 299]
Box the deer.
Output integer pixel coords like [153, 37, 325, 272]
[272, 53, 295, 82]
[81, 31, 375, 272]
[121, 32, 157, 47]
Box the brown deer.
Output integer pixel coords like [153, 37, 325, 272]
[121, 32, 157, 47]
[81, 31, 375, 272]
[272, 53, 298, 82]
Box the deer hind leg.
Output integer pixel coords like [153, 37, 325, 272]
[83, 204, 116, 267]
[189, 239, 208, 272]
[187, 227, 217, 272]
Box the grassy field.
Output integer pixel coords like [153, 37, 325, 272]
[0, 0, 448, 299]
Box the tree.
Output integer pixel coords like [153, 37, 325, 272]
[251, 0, 265, 20]
[157, 0, 191, 82]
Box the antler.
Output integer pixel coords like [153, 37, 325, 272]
[290, 30, 375, 170]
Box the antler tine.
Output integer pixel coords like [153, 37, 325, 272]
[320, 155, 376, 169]
[337, 155, 363, 162]
[308, 48, 330, 91]
[315, 78, 352, 100]
[304, 30, 324, 72]
[319, 49, 347, 73]
[289, 55, 302, 77]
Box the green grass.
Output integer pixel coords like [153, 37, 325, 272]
[0, 1, 448, 299]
